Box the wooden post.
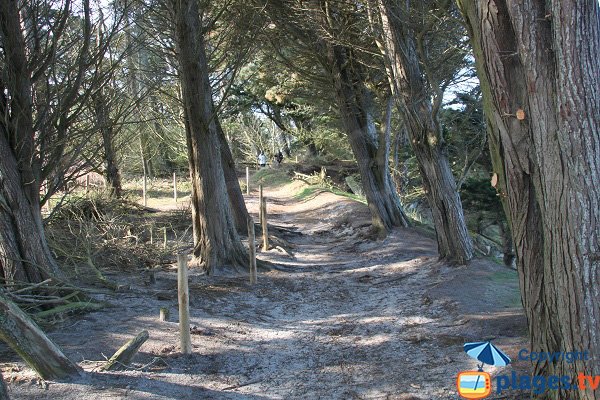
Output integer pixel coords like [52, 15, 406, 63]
[246, 166, 250, 195]
[177, 254, 192, 354]
[143, 174, 148, 207]
[163, 227, 167, 249]
[247, 217, 257, 284]
[101, 330, 149, 371]
[0, 294, 81, 380]
[159, 307, 169, 322]
[173, 172, 177, 203]
[259, 185, 263, 223]
[261, 196, 269, 251]
[85, 175, 90, 195]
[150, 226, 154, 245]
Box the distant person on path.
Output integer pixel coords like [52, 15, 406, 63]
[275, 150, 284, 165]
[258, 151, 267, 168]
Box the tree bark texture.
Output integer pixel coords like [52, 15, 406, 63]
[216, 119, 250, 235]
[457, 1, 600, 398]
[379, 0, 473, 264]
[0, 0, 62, 284]
[171, 0, 248, 274]
[0, 294, 80, 380]
[326, 43, 410, 234]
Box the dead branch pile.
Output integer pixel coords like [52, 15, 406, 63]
[45, 194, 190, 286]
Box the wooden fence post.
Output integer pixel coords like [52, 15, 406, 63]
[259, 185, 263, 222]
[261, 196, 269, 251]
[143, 174, 148, 207]
[163, 227, 167, 249]
[177, 254, 192, 354]
[247, 217, 257, 284]
[246, 166, 250, 195]
[173, 172, 177, 203]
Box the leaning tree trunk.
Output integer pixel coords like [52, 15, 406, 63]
[458, 1, 600, 398]
[216, 119, 250, 234]
[326, 43, 409, 235]
[379, 0, 473, 264]
[0, 0, 62, 284]
[172, 0, 248, 274]
[0, 294, 80, 380]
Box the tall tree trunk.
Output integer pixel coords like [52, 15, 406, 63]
[94, 94, 122, 198]
[326, 43, 409, 234]
[457, 1, 600, 398]
[0, 0, 61, 284]
[93, 9, 122, 198]
[171, 0, 248, 274]
[379, 0, 473, 264]
[216, 119, 250, 234]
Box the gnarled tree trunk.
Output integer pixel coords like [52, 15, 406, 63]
[171, 0, 248, 274]
[0, 0, 62, 284]
[458, 1, 600, 398]
[326, 43, 409, 234]
[379, 0, 473, 264]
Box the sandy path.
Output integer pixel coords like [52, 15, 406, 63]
[3, 182, 526, 399]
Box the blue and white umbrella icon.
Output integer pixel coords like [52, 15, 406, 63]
[464, 341, 511, 370]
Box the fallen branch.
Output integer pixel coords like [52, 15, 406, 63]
[86, 257, 120, 291]
[0, 294, 81, 380]
[223, 377, 264, 391]
[101, 330, 149, 371]
[9, 279, 53, 295]
[372, 272, 418, 286]
[34, 301, 104, 319]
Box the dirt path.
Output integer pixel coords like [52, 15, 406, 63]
[3, 181, 527, 399]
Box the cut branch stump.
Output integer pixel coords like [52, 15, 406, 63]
[159, 307, 169, 322]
